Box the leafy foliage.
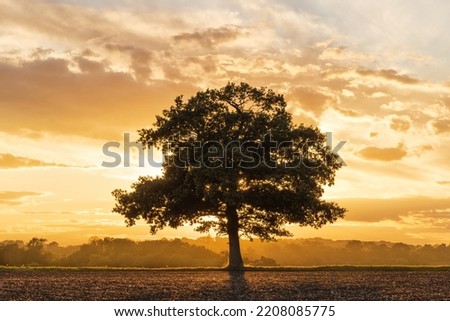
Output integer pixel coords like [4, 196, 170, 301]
[113, 83, 345, 244]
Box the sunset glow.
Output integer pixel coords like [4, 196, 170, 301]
[1, 0, 449, 245]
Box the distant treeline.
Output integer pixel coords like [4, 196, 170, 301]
[1, 237, 449, 267]
[0, 237, 224, 267]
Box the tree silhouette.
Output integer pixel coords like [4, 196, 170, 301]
[112, 82, 346, 269]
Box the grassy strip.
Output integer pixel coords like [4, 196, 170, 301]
[1, 265, 450, 272]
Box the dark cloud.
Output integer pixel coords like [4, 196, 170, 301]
[0, 153, 67, 169]
[173, 26, 241, 48]
[0, 191, 42, 205]
[358, 143, 407, 161]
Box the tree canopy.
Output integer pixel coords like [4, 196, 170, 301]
[112, 82, 346, 269]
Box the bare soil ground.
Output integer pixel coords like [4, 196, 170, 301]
[0, 269, 448, 300]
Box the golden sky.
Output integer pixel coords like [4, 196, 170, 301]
[1, 0, 449, 245]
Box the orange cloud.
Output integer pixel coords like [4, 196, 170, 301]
[335, 107, 360, 117]
[356, 68, 421, 85]
[286, 85, 331, 115]
[429, 117, 450, 134]
[389, 115, 411, 132]
[0, 191, 42, 205]
[339, 197, 450, 222]
[173, 26, 241, 48]
[103, 44, 153, 81]
[358, 143, 407, 161]
[0, 153, 67, 168]
[0, 0, 116, 43]
[73, 57, 106, 74]
[184, 56, 218, 74]
[0, 58, 199, 139]
[319, 46, 372, 62]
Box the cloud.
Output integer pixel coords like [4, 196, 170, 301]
[380, 100, 407, 111]
[357, 68, 421, 85]
[341, 89, 355, 97]
[184, 56, 218, 74]
[0, 191, 42, 205]
[389, 115, 411, 132]
[436, 181, 450, 185]
[420, 103, 449, 118]
[319, 46, 372, 62]
[0, 0, 119, 43]
[410, 144, 433, 157]
[0, 153, 67, 168]
[369, 92, 389, 98]
[104, 43, 153, 81]
[173, 26, 241, 49]
[73, 57, 106, 74]
[339, 197, 450, 222]
[335, 107, 360, 117]
[428, 117, 450, 134]
[286, 85, 331, 115]
[0, 57, 199, 139]
[358, 143, 407, 161]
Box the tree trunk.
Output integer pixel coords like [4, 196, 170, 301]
[226, 205, 244, 269]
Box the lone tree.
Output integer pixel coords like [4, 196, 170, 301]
[112, 82, 346, 269]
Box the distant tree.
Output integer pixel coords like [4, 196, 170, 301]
[47, 241, 59, 248]
[0, 241, 26, 266]
[26, 237, 47, 249]
[112, 82, 346, 269]
[25, 237, 50, 265]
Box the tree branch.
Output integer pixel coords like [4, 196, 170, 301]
[224, 99, 243, 113]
